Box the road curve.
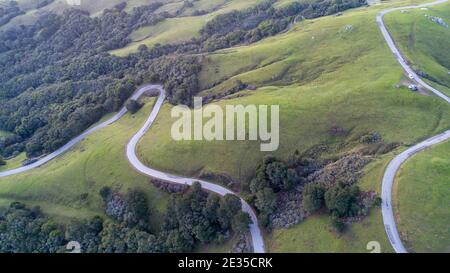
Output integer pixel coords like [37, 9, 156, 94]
[0, 84, 153, 178]
[125, 85, 265, 253]
[381, 130, 450, 253]
[376, 0, 450, 103]
[0, 83, 265, 253]
[377, 0, 450, 253]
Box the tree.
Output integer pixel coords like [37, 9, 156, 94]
[286, 168, 299, 189]
[0, 156, 5, 166]
[124, 189, 150, 228]
[265, 161, 288, 191]
[302, 183, 325, 214]
[330, 216, 345, 233]
[138, 44, 148, 53]
[160, 229, 193, 253]
[324, 183, 360, 218]
[232, 211, 251, 234]
[125, 99, 143, 114]
[249, 170, 269, 194]
[204, 194, 220, 223]
[99, 186, 111, 201]
[218, 194, 242, 230]
[254, 187, 278, 216]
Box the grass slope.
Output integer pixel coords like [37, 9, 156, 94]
[0, 0, 173, 29]
[384, 2, 450, 96]
[138, 2, 450, 182]
[0, 130, 11, 137]
[0, 152, 26, 172]
[136, 0, 450, 252]
[110, 0, 265, 56]
[0, 98, 169, 230]
[393, 140, 450, 253]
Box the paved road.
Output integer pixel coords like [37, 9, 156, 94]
[125, 85, 265, 253]
[376, 0, 450, 103]
[3, 0, 448, 254]
[0, 83, 265, 253]
[377, 0, 450, 253]
[0, 84, 155, 178]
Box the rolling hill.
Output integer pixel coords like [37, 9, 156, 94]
[135, 0, 450, 252]
[0, 0, 449, 253]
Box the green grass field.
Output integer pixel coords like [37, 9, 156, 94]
[0, 130, 11, 137]
[136, 0, 450, 252]
[384, 2, 450, 96]
[0, 98, 169, 231]
[393, 140, 450, 253]
[0, 152, 26, 172]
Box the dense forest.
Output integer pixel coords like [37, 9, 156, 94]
[0, 182, 251, 253]
[0, 2, 189, 158]
[0, 0, 367, 159]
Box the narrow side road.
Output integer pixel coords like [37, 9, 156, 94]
[377, 0, 450, 253]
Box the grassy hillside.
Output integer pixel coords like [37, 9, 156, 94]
[393, 140, 450, 253]
[0, 152, 26, 172]
[0, 98, 169, 230]
[136, 0, 450, 252]
[138, 1, 450, 182]
[0, 0, 448, 253]
[110, 0, 265, 56]
[0, 130, 11, 137]
[0, 0, 173, 29]
[384, 2, 450, 96]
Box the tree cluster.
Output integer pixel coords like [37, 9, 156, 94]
[0, 1, 24, 26]
[160, 182, 251, 252]
[248, 150, 380, 231]
[302, 182, 361, 217]
[0, 202, 66, 253]
[200, 0, 367, 52]
[302, 181, 381, 232]
[247, 155, 307, 226]
[0, 182, 251, 253]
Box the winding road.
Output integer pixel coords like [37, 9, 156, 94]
[125, 85, 265, 253]
[377, 0, 450, 253]
[0, 0, 449, 254]
[0, 84, 265, 253]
